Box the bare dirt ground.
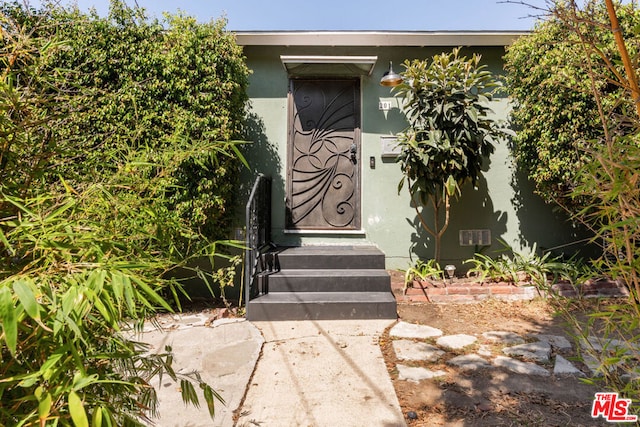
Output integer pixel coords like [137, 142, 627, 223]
[381, 297, 610, 426]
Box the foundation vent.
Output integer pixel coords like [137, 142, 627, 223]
[459, 229, 491, 246]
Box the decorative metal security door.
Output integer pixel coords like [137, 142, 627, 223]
[286, 79, 361, 230]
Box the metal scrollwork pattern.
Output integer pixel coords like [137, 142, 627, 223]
[288, 80, 360, 229]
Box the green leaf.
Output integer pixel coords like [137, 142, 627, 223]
[13, 279, 40, 321]
[180, 379, 199, 407]
[87, 288, 115, 327]
[17, 373, 40, 388]
[91, 407, 103, 427]
[201, 383, 224, 419]
[0, 286, 17, 357]
[36, 386, 53, 421]
[73, 371, 99, 391]
[228, 141, 250, 169]
[131, 276, 172, 312]
[40, 349, 67, 381]
[445, 175, 458, 197]
[86, 270, 106, 292]
[120, 274, 137, 317]
[0, 227, 14, 258]
[69, 391, 89, 427]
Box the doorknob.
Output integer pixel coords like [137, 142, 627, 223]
[349, 143, 357, 163]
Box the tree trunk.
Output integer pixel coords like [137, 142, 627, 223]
[431, 191, 451, 264]
[432, 194, 441, 263]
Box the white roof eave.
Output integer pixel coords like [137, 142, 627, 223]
[234, 31, 528, 47]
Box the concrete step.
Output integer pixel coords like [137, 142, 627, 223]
[247, 292, 397, 321]
[273, 246, 385, 270]
[265, 269, 391, 293]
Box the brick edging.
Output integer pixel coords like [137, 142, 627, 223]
[392, 279, 629, 304]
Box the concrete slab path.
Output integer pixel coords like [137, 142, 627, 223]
[136, 316, 595, 426]
[236, 320, 406, 427]
[137, 316, 263, 427]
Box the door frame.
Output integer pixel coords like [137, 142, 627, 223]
[284, 77, 363, 233]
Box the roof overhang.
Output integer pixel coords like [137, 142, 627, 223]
[280, 55, 377, 76]
[235, 31, 528, 47]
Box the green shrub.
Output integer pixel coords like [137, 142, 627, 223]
[504, 0, 640, 211]
[402, 259, 443, 287]
[506, 1, 640, 410]
[1, 1, 250, 424]
[464, 241, 564, 286]
[1, 1, 250, 242]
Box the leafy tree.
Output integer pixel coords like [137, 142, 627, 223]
[0, 1, 249, 424]
[503, 0, 640, 210]
[2, 1, 250, 244]
[508, 0, 640, 410]
[393, 48, 507, 262]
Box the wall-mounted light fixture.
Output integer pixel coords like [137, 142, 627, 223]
[380, 61, 403, 87]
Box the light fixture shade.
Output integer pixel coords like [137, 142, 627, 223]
[444, 264, 456, 279]
[380, 61, 403, 87]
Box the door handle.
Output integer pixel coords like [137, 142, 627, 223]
[349, 143, 357, 163]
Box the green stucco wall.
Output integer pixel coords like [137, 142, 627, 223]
[241, 44, 588, 270]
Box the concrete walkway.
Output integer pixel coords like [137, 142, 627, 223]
[138, 316, 404, 427]
[137, 314, 635, 426]
[138, 315, 263, 427]
[236, 320, 405, 427]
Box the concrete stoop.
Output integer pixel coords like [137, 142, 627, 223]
[247, 246, 397, 321]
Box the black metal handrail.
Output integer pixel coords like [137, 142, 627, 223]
[244, 174, 272, 313]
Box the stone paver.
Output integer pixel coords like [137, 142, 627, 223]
[582, 336, 633, 352]
[535, 334, 572, 350]
[388, 322, 637, 386]
[478, 344, 493, 357]
[390, 321, 443, 339]
[448, 354, 492, 370]
[493, 356, 550, 376]
[581, 353, 602, 377]
[579, 336, 640, 377]
[397, 364, 447, 382]
[622, 368, 640, 383]
[393, 340, 445, 362]
[503, 341, 552, 363]
[436, 334, 477, 350]
[482, 331, 525, 345]
[554, 355, 584, 376]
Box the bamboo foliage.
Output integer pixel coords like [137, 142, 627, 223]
[0, 1, 249, 424]
[0, 188, 224, 426]
[507, 0, 640, 410]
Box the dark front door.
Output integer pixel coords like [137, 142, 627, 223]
[286, 79, 361, 230]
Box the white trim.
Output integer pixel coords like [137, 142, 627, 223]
[280, 55, 378, 76]
[235, 31, 527, 47]
[281, 55, 378, 64]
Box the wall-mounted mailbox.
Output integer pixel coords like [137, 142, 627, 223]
[380, 136, 401, 158]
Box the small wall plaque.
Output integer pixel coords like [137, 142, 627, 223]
[380, 136, 401, 158]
